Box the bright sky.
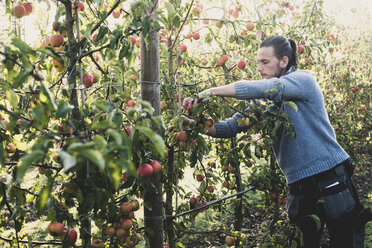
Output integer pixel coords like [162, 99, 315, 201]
[1, 0, 372, 47]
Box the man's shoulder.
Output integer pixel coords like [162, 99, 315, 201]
[287, 69, 316, 81]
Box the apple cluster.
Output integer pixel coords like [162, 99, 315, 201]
[47, 222, 77, 246]
[105, 199, 141, 247]
[137, 160, 162, 177]
[42, 34, 64, 49]
[13, 2, 32, 18]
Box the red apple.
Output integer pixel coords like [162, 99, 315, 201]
[127, 100, 136, 107]
[189, 196, 197, 205]
[137, 163, 153, 177]
[297, 45, 305, 54]
[83, 74, 94, 88]
[129, 74, 137, 80]
[121, 219, 132, 230]
[106, 226, 116, 236]
[128, 36, 136, 45]
[121, 202, 133, 215]
[225, 236, 235, 246]
[192, 33, 200, 40]
[131, 199, 140, 211]
[201, 58, 208, 66]
[48, 221, 65, 236]
[206, 118, 214, 127]
[196, 174, 205, 182]
[21, 2, 33, 16]
[222, 181, 230, 188]
[207, 185, 214, 193]
[237, 60, 246, 69]
[246, 22, 255, 31]
[115, 228, 126, 238]
[62, 229, 77, 245]
[180, 44, 187, 52]
[75, 1, 85, 11]
[175, 131, 187, 142]
[112, 10, 121, 18]
[52, 21, 60, 32]
[186, 33, 193, 39]
[151, 160, 162, 173]
[50, 34, 64, 47]
[13, 5, 26, 18]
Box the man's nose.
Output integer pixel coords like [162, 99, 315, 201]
[257, 64, 263, 72]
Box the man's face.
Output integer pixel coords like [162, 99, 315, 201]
[257, 46, 287, 79]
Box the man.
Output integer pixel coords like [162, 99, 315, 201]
[183, 36, 370, 247]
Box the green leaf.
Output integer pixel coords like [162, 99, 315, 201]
[106, 129, 122, 146]
[59, 150, 77, 172]
[285, 101, 298, 112]
[56, 101, 74, 118]
[36, 184, 51, 213]
[40, 82, 57, 111]
[165, 2, 175, 19]
[16, 150, 45, 182]
[137, 126, 165, 158]
[80, 149, 105, 169]
[12, 38, 36, 56]
[5, 88, 19, 109]
[13, 70, 30, 88]
[173, 15, 181, 28]
[67, 142, 95, 152]
[306, 214, 321, 230]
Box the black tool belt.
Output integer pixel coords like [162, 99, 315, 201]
[289, 159, 351, 195]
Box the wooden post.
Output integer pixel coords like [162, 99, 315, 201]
[140, 1, 163, 247]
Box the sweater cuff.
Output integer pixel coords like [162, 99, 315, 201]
[214, 122, 234, 138]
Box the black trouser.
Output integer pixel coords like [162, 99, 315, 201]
[287, 160, 365, 248]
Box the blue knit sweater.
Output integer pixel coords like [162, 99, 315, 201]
[214, 69, 349, 184]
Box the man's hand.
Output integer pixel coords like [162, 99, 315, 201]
[182, 97, 198, 113]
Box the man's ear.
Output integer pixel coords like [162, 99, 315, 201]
[280, 56, 289, 69]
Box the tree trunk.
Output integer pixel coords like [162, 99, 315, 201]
[140, 2, 163, 246]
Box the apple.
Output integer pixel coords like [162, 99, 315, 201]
[106, 226, 116, 236]
[125, 127, 131, 136]
[281, 1, 289, 7]
[160, 101, 168, 109]
[6, 143, 16, 153]
[137, 163, 153, 177]
[206, 118, 214, 127]
[297, 45, 305, 54]
[209, 161, 215, 167]
[221, 55, 229, 63]
[112, 10, 121, 18]
[121, 219, 132, 230]
[131, 199, 140, 211]
[221, 164, 228, 171]
[74, 1, 85, 11]
[92, 240, 104, 248]
[60, 229, 77, 245]
[83, 74, 94, 88]
[125, 233, 140, 247]
[175, 131, 187, 142]
[216, 21, 223, 28]
[247, 160, 254, 167]
[196, 174, 205, 182]
[202, 19, 209, 24]
[228, 165, 236, 173]
[180, 44, 187, 52]
[189, 196, 197, 205]
[351, 86, 359, 93]
[13, 5, 26, 18]
[246, 22, 255, 31]
[21, 2, 33, 16]
[103, 3, 109, 13]
[186, 33, 193, 39]
[121, 202, 133, 215]
[50, 34, 64, 47]
[151, 160, 162, 173]
[207, 185, 214, 193]
[128, 36, 136, 45]
[192, 32, 200, 40]
[115, 227, 126, 238]
[237, 60, 246, 69]
[191, 6, 201, 16]
[256, 30, 264, 40]
[225, 236, 235, 246]
[201, 58, 208, 66]
[48, 221, 65, 236]
[52, 21, 60, 32]
[38, 166, 45, 174]
[129, 74, 137, 80]
[127, 100, 136, 108]
[222, 181, 230, 188]
[135, 39, 140, 48]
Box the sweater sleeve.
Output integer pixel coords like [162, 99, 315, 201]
[235, 70, 316, 102]
[214, 112, 250, 138]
